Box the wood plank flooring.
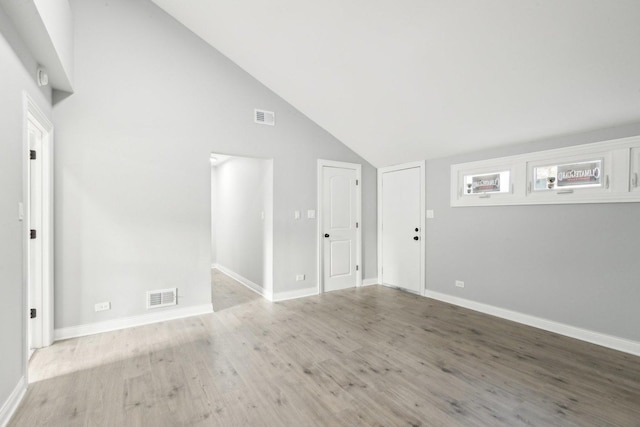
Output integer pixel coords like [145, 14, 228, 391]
[10, 270, 640, 426]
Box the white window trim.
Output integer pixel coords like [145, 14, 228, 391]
[630, 147, 640, 194]
[452, 160, 523, 206]
[451, 135, 640, 207]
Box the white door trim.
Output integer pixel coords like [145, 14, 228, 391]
[377, 161, 426, 295]
[317, 159, 362, 294]
[23, 92, 54, 363]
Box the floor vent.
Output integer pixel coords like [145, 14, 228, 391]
[254, 109, 275, 126]
[147, 288, 177, 309]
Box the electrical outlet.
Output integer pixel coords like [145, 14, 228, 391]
[455, 280, 464, 288]
[296, 274, 305, 281]
[95, 301, 111, 312]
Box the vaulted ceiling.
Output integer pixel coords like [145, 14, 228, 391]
[151, 0, 640, 167]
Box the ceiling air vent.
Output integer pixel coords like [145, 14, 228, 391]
[147, 288, 177, 309]
[254, 109, 275, 126]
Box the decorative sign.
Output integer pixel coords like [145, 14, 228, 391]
[533, 160, 602, 190]
[463, 171, 510, 195]
[471, 173, 501, 193]
[557, 161, 601, 187]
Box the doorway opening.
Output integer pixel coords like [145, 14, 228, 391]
[24, 94, 54, 363]
[210, 153, 274, 309]
[317, 159, 362, 294]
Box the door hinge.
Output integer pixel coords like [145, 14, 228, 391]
[30, 150, 36, 160]
[30, 229, 37, 239]
[356, 179, 359, 186]
[356, 265, 359, 271]
[356, 222, 359, 228]
[30, 308, 36, 319]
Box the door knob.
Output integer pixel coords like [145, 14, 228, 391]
[415, 227, 419, 232]
[324, 233, 330, 238]
[413, 236, 419, 240]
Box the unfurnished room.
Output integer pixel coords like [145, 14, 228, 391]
[1, 0, 640, 426]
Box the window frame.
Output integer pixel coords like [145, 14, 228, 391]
[450, 135, 640, 207]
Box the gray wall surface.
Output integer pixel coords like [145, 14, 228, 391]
[212, 156, 273, 290]
[0, 14, 52, 416]
[53, 0, 376, 329]
[426, 122, 640, 342]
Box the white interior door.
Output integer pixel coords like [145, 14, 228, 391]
[321, 164, 359, 292]
[28, 119, 44, 354]
[380, 164, 424, 293]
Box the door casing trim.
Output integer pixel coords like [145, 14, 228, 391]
[22, 92, 55, 372]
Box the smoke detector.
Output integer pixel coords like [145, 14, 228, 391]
[36, 67, 48, 87]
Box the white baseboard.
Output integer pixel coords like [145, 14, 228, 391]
[361, 277, 378, 286]
[213, 264, 273, 301]
[273, 286, 318, 302]
[54, 303, 214, 341]
[0, 376, 26, 427]
[424, 290, 640, 357]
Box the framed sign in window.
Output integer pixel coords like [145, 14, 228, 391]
[526, 150, 612, 202]
[463, 171, 510, 195]
[532, 159, 604, 192]
[451, 162, 519, 206]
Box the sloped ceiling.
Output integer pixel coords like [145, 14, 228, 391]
[150, 0, 640, 167]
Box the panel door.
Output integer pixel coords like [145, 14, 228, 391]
[381, 166, 422, 293]
[322, 166, 357, 292]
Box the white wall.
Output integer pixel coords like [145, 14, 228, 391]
[212, 156, 273, 295]
[0, 11, 52, 423]
[53, 0, 376, 329]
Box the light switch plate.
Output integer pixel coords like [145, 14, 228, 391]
[307, 210, 316, 219]
[294, 210, 301, 220]
[426, 210, 434, 219]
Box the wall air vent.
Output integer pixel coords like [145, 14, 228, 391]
[147, 288, 177, 309]
[254, 109, 275, 126]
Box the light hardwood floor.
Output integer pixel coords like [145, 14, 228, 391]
[10, 270, 640, 426]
